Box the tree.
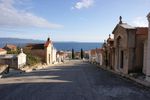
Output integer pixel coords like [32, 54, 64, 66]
[80, 48, 84, 59]
[72, 49, 75, 59]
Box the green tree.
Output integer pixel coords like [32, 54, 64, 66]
[72, 49, 75, 59]
[80, 48, 84, 59]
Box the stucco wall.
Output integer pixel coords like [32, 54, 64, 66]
[30, 49, 45, 62]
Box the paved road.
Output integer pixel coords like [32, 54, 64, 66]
[0, 60, 150, 100]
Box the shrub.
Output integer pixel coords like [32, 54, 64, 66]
[26, 53, 41, 66]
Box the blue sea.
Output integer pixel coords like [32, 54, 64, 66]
[0, 38, 102, 51]
[53, 42, 102, 51]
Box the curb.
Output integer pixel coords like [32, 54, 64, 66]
[94, 64, 150, 88]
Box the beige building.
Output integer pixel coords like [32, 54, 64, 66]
[56, 51, 65, 63]
[3, 44, 17, 51]
[25, 37, 56, 64]
[89, 49, 96, 63]
[145, 13, 150, 82]
[0, 49, 26, 69]
[95, 48, 103, 66]
[0, 48, 7, 55]
[112, 17, 148, 74]
[106, 35, 115, 69]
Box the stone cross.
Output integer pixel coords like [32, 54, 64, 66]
[119, 16, 122, 24]
[20, 48, 23, 53]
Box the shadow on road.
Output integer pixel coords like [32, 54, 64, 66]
[0, 60, 150, 100]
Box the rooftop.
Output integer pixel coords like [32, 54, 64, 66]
[4, 44, 17, 49]
[26, 43, 44, 50]
[0, 54, 17, 59]
[0, 48, 6, 52]
[120, 23, 136, 29]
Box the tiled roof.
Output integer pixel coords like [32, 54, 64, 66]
[96, 48, 103, 54]
[57, 51, 64, 56]
[44, 37, 52, 47]
[26, 44, 44, 49]
[0, 48, 6, 52]
[90, 49, 96, 55]
[4, 44, 17, 49]
[44, 41, 52, 47]
[136, 27, 148, 35]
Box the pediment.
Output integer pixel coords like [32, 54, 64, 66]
[112, 23, 136, 34]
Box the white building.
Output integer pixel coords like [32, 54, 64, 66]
[89, 49, 96, 63]
[52, 47, 57, 64]
[0, 48, 7, 55]
[0, 49, 26, 69]
[56, 51, 65, 63]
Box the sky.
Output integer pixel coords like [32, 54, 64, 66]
[0, 0, 150, 42]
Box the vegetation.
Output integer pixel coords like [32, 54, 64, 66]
[23, 48, 42, 66]
[7, 50, 19, 54]
[72, 49, 75, 59]
[7, 47, 20, 54]
[26, 53, 41, 66]
[7, 47, 41, 66]
[80, 48, 84, 59]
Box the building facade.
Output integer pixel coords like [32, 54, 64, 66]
[89, 49, 96, 63]
[0, 49, 26, 69]
[112, 17, 148, 74]
[0, 48, 7, 55]
[145, 13, 150, 81]
[25, 37, 56, 65]
[3, 44, 17, 51]
[106, 35, 115, 69]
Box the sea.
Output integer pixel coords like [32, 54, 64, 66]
[0, 38, 102, 51]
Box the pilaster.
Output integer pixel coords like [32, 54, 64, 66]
[146, 12, 150, 82]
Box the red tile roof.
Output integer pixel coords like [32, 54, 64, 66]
[44, 37, 52, 47]
[57, 51, 64, 56]
[0, 48, 6, 52]
[3, 44, 17, 50]
[96, 48, 103, 54]
[90, 49, 96, 55]
[26, 44, 44, 49]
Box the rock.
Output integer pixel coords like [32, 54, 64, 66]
[25, 69, 33, 72]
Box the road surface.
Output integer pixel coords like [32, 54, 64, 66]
[0, 60, 150, 100]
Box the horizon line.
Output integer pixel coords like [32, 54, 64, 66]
[0, 37, 103, 43]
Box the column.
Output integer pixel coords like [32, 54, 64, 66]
[146, 13, 150, 82]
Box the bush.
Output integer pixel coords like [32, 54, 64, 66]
[26, 53, 41, 66]
[7, 50, 19, 54]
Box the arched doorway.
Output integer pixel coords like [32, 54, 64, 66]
[116, 36, 124, 69]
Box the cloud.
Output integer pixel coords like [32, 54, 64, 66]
[73, 0, 94, 9]
[0, 0, 63, 29]
[132, 16, 148, 27]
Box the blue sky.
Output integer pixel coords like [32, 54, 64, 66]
[0, 0, 150, 42]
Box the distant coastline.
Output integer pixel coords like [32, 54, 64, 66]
[0, 38, 102, 51]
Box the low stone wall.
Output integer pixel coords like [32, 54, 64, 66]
[0, 64, 8, 74]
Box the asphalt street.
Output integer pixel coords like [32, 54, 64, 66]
[0, 60, 150, 100]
